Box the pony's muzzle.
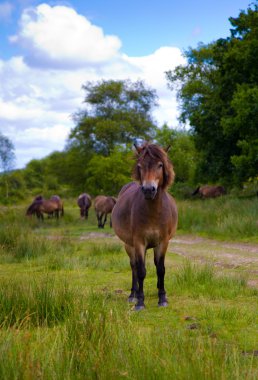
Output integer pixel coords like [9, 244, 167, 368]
[141, 184, 157, 199]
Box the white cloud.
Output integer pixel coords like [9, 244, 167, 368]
[0, 3, 185, 169]
[10, 3, 122, 68]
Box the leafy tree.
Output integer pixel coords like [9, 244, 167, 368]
[0, 133, 15, 198]
[23, 159, 45, 191]
[0, 133, 15, 173]
[69, 79, 158, 156]
[0, 170, 27, 202]
[166, 3, 258, 186]
[155, 124, 197, 184]
[84, 147, 133, 196]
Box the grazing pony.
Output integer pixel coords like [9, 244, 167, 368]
[26, 199, 60, 220]
[112, 143, 178, 310]
[94, 195, 117, 228]
[192, 185, 226, 198]
[77, 193, 92, 219]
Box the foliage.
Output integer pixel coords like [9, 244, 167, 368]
[156, 124, 197, 184]
[0, 170, 27, 203]
[166, 3, 258, 186]
[69, 79, 158, 156]
[0, 133, 15, 173]
[0, 133, 16, 201]
[84, 147, 133, 196]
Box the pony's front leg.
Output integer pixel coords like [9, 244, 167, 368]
[135, 245, 146, 310]
[154, 241, 169, 307]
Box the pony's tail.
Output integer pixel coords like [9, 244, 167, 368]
[192, 186, 200, 196]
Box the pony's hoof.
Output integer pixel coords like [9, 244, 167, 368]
[128, 296, 137, 303]
[158, 301, 168, 307]
[134, 304, 145, 311]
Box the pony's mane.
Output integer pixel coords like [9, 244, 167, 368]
[133, 143, 175, 189]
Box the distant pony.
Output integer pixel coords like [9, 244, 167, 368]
[94, 195, 117, 228]
[192, 185, 226, 198]
[26, 198, 60, 220]
[112, 143, 178, 310]
[77, 193, 92, 219]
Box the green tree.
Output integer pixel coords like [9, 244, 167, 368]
[0, 133, 15, 199]
[23, 159, 45, 191]
[84, 147, 133, 196]
[155, 124, 197, 184]
[166, 3, 258, 186]
[69, 79, 158, 156]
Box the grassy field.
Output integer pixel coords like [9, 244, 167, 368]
[0, 196, 257, 379]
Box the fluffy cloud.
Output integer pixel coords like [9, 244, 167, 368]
[1, 3, 185, 169]
[10, 3, 122, 68]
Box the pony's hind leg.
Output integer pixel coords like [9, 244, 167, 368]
[96, 212, 102, 228]
[125, 244, 138, 303]
[102, 213, 107, 228]
[154, 241, 169, 307]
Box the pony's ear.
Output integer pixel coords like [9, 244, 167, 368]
[165, 145, 171, 153]
[134, 143, 142, 155]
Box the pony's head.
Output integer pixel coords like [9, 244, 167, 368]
[26, 201, 39, 216]
[133, 142, 175, 199]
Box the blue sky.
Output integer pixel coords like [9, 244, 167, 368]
[0, 0, 253, 168]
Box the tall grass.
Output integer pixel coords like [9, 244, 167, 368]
[178, 196, 258, 239]
[0, 291, 257, 379]
[171, 261, 255, 299]
[0, 275, 75, 327]
[0, 210, 74, 262]
[81, 242, 129, 271]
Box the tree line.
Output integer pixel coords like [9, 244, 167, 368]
[0, 3, 257, 203]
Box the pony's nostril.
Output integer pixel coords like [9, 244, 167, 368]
[141, 185, 156, 195]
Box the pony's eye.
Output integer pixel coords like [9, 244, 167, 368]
[158, 163, 163, 169]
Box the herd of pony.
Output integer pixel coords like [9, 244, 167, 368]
[26, 192, 117, 228]
[26, 142, 226, 310]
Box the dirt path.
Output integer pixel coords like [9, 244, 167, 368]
[77, 231, 258, 287]
[169, 235, 258, 287]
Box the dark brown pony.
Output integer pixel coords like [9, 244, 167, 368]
[26, 199, 60, 220]
[77, 193, 92, 219]
[112, 143, 178, 310]
[50, 195, 64, 216]
[192, 185, 226, 198]
[94, 195, 117, 228]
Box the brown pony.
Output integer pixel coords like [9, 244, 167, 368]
[77, 193, 92, 219]
[50, 195, 64, 216]
[192, 185, 226, 198]
[26, 199, 60, 220]
[94, 195, 117, 228]
[112, 143, 178, 310]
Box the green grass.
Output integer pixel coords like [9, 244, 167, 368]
[177, 196, 258, 240]
[0, 198, 257, 379]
